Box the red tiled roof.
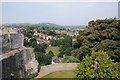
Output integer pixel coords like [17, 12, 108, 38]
[37, 39, 50, 43]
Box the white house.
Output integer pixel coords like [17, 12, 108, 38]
[46, 36, 52, 40]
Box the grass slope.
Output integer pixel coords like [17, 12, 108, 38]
[46, 46, 60, 55]
[42, 70, 75, 78]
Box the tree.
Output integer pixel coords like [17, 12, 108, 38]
[46, 51, 54, 64]
[31, 41, 37, 48]
[70, 46, 91, 61]
[35, 52, 48, 64]
[24, 27, 34, 38]
[34, 45, 40, 52]
[75, 18, 120, 62]
[94, 39, 120, 62]
[46, 51, 54, 58]
[73, 41, 81, 49]
[24, 39, 30, 47]
[75, 50, 120, 79]
[30, 38, 36, 42]
[62, 55, 80, 63]
[70, 49, 82, 61]
[34, 43, 48, 53]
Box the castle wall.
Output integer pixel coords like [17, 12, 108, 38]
[0, 34, 11, 53]
[2, 51, 26, 78]
[0, 31, 38, 79]
[0, 27, 18, 35]
[0, 34, 2, 54]
[10, 34, 24, 49]
[36, 63, 78, 78]
[0, 34, 24, 53]
[1, 47, 38, 78]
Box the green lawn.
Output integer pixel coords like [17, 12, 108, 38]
[42, 70, 75, 78]
[46, 46, 60, 55]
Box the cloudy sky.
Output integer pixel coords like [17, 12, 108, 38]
[1, 0, 119, 25]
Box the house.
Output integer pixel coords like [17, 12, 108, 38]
[36, 39, 50, 44]
[33, 31, 38, 36]
[72, 38, 77, 42]
[52, 56, 60, 64]
[75, 31, 79, 36]
[46, 35, 52, 40]
[53, 37, 57, 40]
[34, 32, 53, 40]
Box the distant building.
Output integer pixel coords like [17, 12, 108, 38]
[33, 31, 38, 36]
[72, 38, 77, 42]
[57, 37, 64, 40]
[36, 39, 50, 44]
[52, 56, 60, 64]
[46, 36, 52, 40]
[75, 31, 79, 36]
[55, 30, 79, 37]
[53, 37, 57, 40]
[34, 32, 53, 40]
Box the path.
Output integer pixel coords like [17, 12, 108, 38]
[36, 63, 78, 78]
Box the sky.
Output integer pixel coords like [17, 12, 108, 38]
[1, 0, 119, 2]
[1, 1, 119, 25]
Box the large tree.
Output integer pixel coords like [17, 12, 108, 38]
[74, 18, 120, 62]
[75, 50, 120, 79]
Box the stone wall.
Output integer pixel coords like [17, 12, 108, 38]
[0, 27, 18, 35]
[0, 32, 38, 79]
[10, 34, 24, 49]
[36, 63, 78, 78]
[1, 47, 38, 78]
[0, 34, 11, 53]
[0, 34, 24, 53]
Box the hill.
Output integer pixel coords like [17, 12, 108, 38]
[2, 23, 85, 29]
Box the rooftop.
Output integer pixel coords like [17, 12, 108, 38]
[52, 56, 60, 63]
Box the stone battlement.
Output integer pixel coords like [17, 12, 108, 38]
[0, 33, 24, 53]
[0, 28, 38, 79]
[1, 47, 38, 78]
[0, 27, 18, 35]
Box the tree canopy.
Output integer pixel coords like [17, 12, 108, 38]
[75, 50, 120, 79]
[74, 18, 120, 62]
